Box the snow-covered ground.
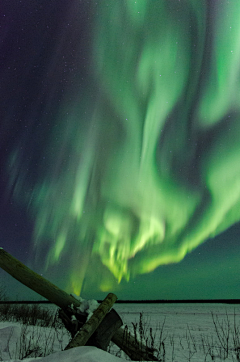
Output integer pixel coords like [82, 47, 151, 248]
[113, 303, 240, 361]
[1, 303, 240, 361]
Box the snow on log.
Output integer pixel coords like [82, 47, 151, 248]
[65, 293, 117, 350]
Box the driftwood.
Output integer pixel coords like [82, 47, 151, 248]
[0, 248, 81, 310]
[58, 300, 122, 350]
[0, 248, 159, 361]
[65, 293, 117, 350]
[86, 307, 123, 350]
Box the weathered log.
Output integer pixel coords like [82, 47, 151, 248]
[65, 293, 117, 350]
[0, 248, 81, 310]
[87, 308, 123, 350]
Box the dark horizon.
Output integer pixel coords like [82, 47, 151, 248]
[1, 299, 240, 305]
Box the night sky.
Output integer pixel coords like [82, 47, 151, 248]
[1, 0, 240, 301]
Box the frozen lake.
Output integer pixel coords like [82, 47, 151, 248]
[114, 302, 240, 331]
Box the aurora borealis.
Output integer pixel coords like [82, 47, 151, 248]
[1, 0, 240, 300]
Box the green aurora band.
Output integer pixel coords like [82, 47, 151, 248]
[9, 0, 240, 294]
